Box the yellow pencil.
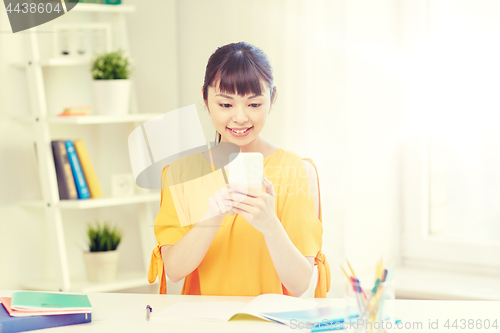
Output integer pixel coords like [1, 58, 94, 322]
[376, 258, 383, 281]
[340, 266, 351, 281]
[346, 260, 358, 279]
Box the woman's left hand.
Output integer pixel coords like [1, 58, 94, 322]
[223, 177, 281, 236]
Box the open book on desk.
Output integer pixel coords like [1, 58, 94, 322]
[152, 293, 318, 322]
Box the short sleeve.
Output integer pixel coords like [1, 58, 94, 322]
[148, 165, 193, 294]
[154, 165, 192, 246]
[279, 159, 323, 257]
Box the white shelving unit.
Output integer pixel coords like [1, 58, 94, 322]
[15, 113, 161, 125]
[15, 3, 157, 292]
[20, 193, 159, 209]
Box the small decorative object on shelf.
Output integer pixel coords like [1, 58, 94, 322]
[76, 29, 87, 55]
[59, 29, 71, 56]
[83, 220, 123, 282]
[111, 173, 135, 197]
[52, 23, 112, 60]
[91, 50, 131, 115]
[58, 105, 93, 116]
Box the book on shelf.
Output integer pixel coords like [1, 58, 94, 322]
[52, 139, 102, 200]
[57, 105, 92, 117]
[52, 140, 78, 200]
[74, 139, 103, 198]
[65, 140, 90, 199]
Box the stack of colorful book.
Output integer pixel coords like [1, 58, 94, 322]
[52, 139, 103, 200]
[0, 292, 92, 333]
[58, 105, 92, 117]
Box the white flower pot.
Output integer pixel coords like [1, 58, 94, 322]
[92, 79, 131, 115]
[83, 250, 119, 282]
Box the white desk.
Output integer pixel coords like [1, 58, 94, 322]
[1, 290, 500, 332]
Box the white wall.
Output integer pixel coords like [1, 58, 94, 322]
[342, 0, 403, 276]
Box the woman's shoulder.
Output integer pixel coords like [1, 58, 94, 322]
[161, 153, 204, 180]
[271, 148, 312, 165]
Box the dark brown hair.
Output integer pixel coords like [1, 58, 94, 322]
[202, 42, 276, 143]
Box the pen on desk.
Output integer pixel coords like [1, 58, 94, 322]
[146, 305, 152, 321]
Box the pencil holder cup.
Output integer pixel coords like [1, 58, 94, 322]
[343, 277, 395, 333]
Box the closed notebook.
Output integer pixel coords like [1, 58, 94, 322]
[0, 298, 90, 317]
[10, 292, 92, 312]
[0, 301, 91, 333]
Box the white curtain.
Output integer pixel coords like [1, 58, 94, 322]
[404, 0, 500, 242]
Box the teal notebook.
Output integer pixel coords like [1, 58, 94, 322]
[10, 292, 92, 312]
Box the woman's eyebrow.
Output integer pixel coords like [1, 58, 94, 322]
[215, 94, 233, 99]
[215, 94, 264, 99]
[248, 94, 264, 99]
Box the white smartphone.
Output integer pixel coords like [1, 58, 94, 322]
[227, 152, 264, 191]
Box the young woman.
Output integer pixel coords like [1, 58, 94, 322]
[148, 42, 330, 297]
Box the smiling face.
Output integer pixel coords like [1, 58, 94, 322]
[204, 80, 275, 150]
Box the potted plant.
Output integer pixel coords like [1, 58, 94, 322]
[83, 220, 123, 282]
[91, 50, 131, 115]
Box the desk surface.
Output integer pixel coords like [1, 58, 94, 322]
[1, 290, 499, 333]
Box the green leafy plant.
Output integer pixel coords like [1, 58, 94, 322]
[91, 50, 131, 80]
[87, 220, 122, 252]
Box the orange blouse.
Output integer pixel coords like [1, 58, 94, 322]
[148, 148, 331, 297]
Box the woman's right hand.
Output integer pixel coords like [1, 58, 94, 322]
[204, 187, 235, 221]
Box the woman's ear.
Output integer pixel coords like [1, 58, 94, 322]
[271, 86, 277, 105]
[268, 87, 277, 114]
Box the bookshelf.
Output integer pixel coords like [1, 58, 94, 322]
[20, 193, 159, 209]
[15, 113, 161, 125]
[22, 271, 148, 293]
[12, 57, 135, 68]
[14, 3, 157, 292]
